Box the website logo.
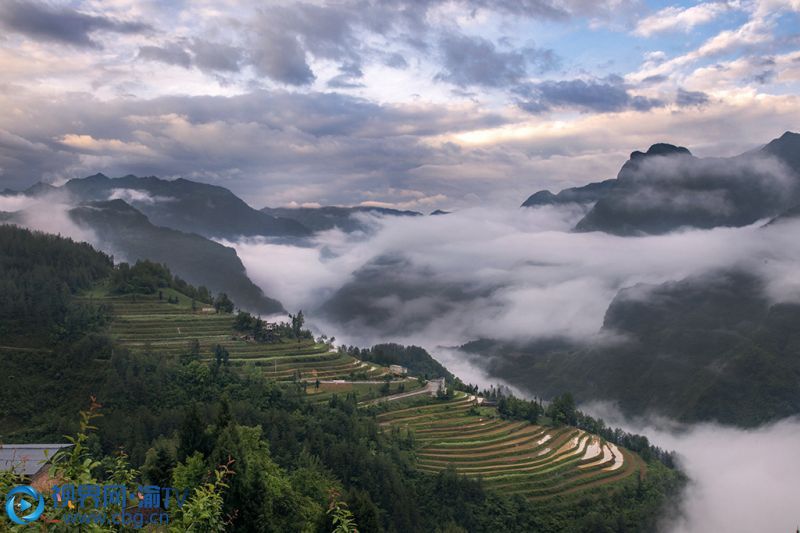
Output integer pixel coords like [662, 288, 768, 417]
[5, 486, 45, 525]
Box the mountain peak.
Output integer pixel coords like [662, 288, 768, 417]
[762, 130, 800, 171]
[23, 182, 57, 196]
[630, 143, 692, 160]
[83, 172, 110, 181]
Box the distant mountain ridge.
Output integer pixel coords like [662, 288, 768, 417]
[522, 132, 800, 235]
[59, 173, 310, 240]
[260, 205, 422, 233]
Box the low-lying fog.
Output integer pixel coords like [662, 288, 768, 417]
[226, 206, 800, 533]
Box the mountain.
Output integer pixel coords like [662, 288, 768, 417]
[69, 199, 284, 314]
[462, 269, 800, 427]
[522, 132, 800, 235]
[23, 182, 58, 196]
[63, 174, 310, 240]
[762, 131, 800, 171]
[521, 179, 616, 207]
[260, 205, 421, 233]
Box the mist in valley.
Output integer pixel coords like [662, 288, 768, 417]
[227, 205, 800, 533]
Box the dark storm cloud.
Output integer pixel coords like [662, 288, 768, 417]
[515, 76, 663, 113]
[676, 88, 710, 107]
[436, 33, 558, 88]
[0, 0, 149, 48]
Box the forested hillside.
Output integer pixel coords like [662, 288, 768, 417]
[0, 225, 113, 345]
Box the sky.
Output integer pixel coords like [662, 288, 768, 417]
[1, 0, 800, 210]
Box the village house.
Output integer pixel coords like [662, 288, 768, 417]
[389, 364, 408, 376]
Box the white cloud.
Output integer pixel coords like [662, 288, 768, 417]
[634, 2, 735, 37]
[231, 205, 800, 346]
[108, 188, 174, 204]
[585, 403, 800, 533]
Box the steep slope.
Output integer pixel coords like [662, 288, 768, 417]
[462, 269, 800, 426]
[63, 173, 310, 239]
[261, 205, 421, 233]
[69, 199, 284, 314]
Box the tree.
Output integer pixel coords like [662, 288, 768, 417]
[178, 404, 210, 461]
[143, 442, 176, 488]
[214, 293, 234, 314]
[289, 310, 305, 339]
[214, 344, 230, 369]
[547, 393, 577, 426]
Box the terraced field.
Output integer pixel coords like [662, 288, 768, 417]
[81, 290, 389, 381]
[377, 393, 645, 500]
[305, 379, 424, 404]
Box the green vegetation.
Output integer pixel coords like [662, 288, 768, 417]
[0, 225, 685, 532]
[0, 225, 113, 346]
[352, 343, 453, 380]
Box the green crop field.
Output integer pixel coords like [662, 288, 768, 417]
[79, 290, 390, 381]
[377, 392, 645, 500]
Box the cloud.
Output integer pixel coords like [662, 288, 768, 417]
[0, 0, 149, 48]
[137, 39, 244, 73]
[676, 88, 710, 106]
[629, 0, 800, 84]
[190, 39, 243, 73]
[138, 43, 192, 68]
[584, 403, 800, 533]
[633, 2, 734, 37]
[515, 76, 663, 113]
[2, 190, 98, 244]
[229, 204, 800, 348]
[0, 193, 36, 212]
[435, 33, 558, 88]
[107, 188, 174, 205]
[328, 63, 366, 89]
[250, 27, 316, 85]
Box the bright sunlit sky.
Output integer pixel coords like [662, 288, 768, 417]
[1, 0, 799, 209]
